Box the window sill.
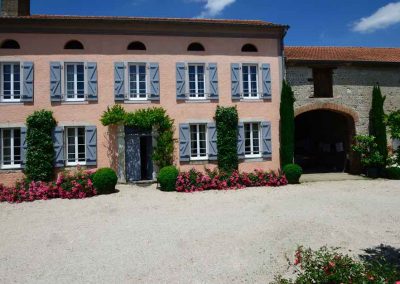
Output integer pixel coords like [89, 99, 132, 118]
[61, 101, 89, 105]
[0, 102, 24, 106]
[0, 167, 23, 173]
[124, 100, 152, 104]
[239, 99, 264, 102]
[185, 99, 211, 103]
[241, 157, 264, 163]
[189, 159, 209, 165]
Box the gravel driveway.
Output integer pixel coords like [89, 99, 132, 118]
[1, 179, 399, 283]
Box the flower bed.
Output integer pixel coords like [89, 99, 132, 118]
[0, 168, 97, 204]
[176, 168, 287, 192]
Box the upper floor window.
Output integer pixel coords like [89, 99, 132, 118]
[190, 124, 208, 160]
[244, 122, 261, 158]
[127, 41, 146, 51]
[242, 64, 259, 99]
[0, 128, 21, 169]
[64, 40, 84, 50]
[65, 63, 85, 101]
[1, 39, 20, 49]
[66, 127, 86, 166]
[241, 44, 258, 52]
[187, 42, 205, 52]
[313, 68, 333, 98]
[128, 63, 147, 100]
[1, 63, 21, 102]
[188, 64, 205, 99]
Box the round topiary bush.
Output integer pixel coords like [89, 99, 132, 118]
[92, 168, 118, 194]
[385, 167, 400, 180]
[283, 163, 303, 184]
[158, 166, 179, 191]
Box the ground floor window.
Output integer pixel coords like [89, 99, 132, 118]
[244, 122, 261, 158]
[0, 128, 21, 168]
[66, 127, 86, 166]
[190, 124, 207, 160]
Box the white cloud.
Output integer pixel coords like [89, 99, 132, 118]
[352, 2, 400, 33]
[194, 0, 236, 18]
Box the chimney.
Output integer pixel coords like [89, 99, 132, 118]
[1, 0, 30, 16]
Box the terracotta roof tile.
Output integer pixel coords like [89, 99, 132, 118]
[285, 46, 400, 63]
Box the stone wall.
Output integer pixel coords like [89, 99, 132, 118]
[286, 65, 400, 134]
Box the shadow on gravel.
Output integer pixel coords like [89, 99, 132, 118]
[359, 244, 400, 271]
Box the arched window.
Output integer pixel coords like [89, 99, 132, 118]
[1, 39, 20, 49]
[187, 42, 205, 51]
[241, 43, 258, 52]
[127, 41, 146, 51]
[64, 40, 84, 50]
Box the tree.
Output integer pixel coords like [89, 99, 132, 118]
[369, 85, 387, 166]
[280, 80, 295, 167]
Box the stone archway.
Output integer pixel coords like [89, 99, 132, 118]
[294, 103, 358, 173]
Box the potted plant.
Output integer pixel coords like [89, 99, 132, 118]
[352, 135, 385, 178]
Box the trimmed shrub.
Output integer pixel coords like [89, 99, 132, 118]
[25, 110, 57, 182]
[369, 85, 387, 165]
[385, 167, 400, 180]
[283, 163, 303, 184]
[280, 80, 296, 167]
[158, 166, 179, 191]
[92, 168, 118, 194]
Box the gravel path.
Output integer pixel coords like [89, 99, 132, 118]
[1, 179, 399, 283]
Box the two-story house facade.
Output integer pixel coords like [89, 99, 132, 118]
[0, 0, 288, 185]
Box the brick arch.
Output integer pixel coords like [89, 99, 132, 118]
[295, 102, 359, 123]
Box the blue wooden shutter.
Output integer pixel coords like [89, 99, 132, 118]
[114, 62, 125, 102]
[261, 121, 272, 158]
[85, 126, 97, 166]
[207, 123, 217, 161]
[53, 127, 64, 167]
[237, 122, 245, 159]
[208, 63, 218, 100]
[50, 62, 62, 102]
[261, 64, 272, 99]
[21, 62, 34, 103]
[20, 127, 27, 168]
[179, 123, 190, 162]
[149, 63, 160, 100]
[231, 63, 241, 100]
[86, 62, 98, 101]
[176, 62, 186, 100]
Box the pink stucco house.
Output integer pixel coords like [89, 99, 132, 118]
[0, 0, 288, 185]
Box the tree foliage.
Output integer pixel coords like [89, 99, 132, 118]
[369, 85, 387, 165]
[280, 80, 295, 167]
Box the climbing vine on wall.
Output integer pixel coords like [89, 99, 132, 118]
[101, 105, 175, 169]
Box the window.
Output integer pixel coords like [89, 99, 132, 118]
[129, 64, 147, 100]
[65, 63, 85, 101]
[188, 64, 205, 99]
[66, 127, 86, 166]
[127, 41, 146, 51]
[190, 124, 207, 160]
[0, 128, 21, 169]
[244, 122, 261, 158]
[1, 40, 20, 49]
[313, 68, 333, 98]
[1, 63, 21, 102]
[64, 40, 84, 50]
[241, 43, 258, 52]
[242, 64, 259, 98]
[187, 42, 205, 52]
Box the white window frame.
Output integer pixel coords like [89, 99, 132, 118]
[0, 128, 22, 169]
[241, 64, 259, 99]
[65, 127, 86, 166]
[64, 62, 86, 102]
[128, 63, 148, 100]
[188, 63, 206, 99]
[244, 122, 262, 158]
[190, 124, 208, 160]
[0, 62, 22, 103]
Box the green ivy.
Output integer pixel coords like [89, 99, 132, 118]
[215, 106, 238, 173]
[386, 110, 400, 140]
[100, 105, 175, 169]
[25, 110, 57, 182]
[280, 80, 295, 167]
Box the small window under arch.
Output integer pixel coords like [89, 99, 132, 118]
[1, 39, 20, 49]
[187, 42, 205, 52]
[241, 43, 258, 52]
[127, 41, 147, 51]
[64, 40, 84, 50]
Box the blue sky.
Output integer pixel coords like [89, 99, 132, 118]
[30, 0, 400, 47]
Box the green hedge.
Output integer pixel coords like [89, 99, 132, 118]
[280, 80, 295, 167]
[93, 168, 118, 194]
[158, 166, 179, 191]
[283, 163, 303, 184]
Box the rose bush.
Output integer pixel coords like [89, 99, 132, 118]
[0, 168, 97, 203]
[175, 168, 287, 192]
